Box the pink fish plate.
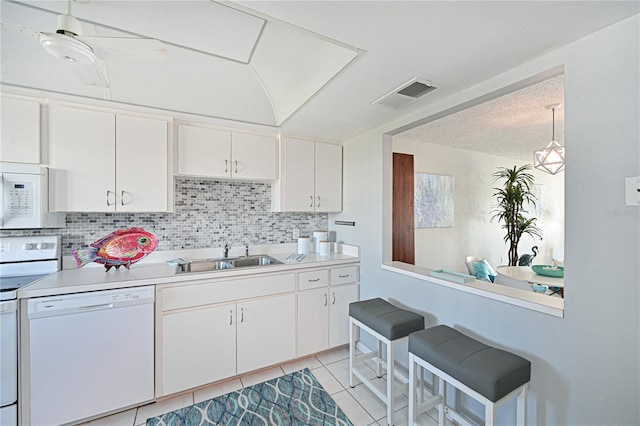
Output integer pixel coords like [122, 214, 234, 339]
[72, 227, 158, 272]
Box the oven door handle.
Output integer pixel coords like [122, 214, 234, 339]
[0, 300, 17, 313]
[0, 172, 4, 228]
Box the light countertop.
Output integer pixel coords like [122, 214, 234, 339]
[19, 244, 360, 299]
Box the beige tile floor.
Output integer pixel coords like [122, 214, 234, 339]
[80, 346, 441, 426]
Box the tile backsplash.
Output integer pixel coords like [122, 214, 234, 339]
[0, 177, 328, 253]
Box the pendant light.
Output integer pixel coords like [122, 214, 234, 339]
[534, 103, 565, 175]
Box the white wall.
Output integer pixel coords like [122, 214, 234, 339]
[392, 138, 565, 273]
[331, 15, 639, 425]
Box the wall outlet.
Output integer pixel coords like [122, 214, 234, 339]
[293, 229, 300, 239]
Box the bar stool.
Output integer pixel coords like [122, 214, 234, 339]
[408, 325, 531, 426]
[349, 298, 425, 425]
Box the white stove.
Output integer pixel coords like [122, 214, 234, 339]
[0, 235, 60, 426]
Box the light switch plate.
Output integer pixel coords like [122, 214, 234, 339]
[625, 176, 640, 206]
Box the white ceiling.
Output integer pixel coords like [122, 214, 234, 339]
[1, 1, 638, 143]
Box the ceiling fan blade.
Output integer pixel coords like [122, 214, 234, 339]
[65, 60, 110, 87]
[76, 36, 168, 60]
[0, 18, 41, 41]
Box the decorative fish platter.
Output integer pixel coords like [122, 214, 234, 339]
[72, 227, 158, 271]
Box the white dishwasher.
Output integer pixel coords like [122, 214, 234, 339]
[21, 286, 155, 426]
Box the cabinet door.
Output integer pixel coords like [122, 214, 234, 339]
[116, 115, 169, 212]
[314, 142, 343, 212]
[237, 294, 295, 374]
[1, 97, 40, 164]
[161, 304, 236, 396]
[49, 106, 115, 212]
[178, 125, 231, 178]
[329, 284, 359, 347]
[231, 133, 277, 180]
[279, 138, 315, 212]
[297, 288, 329, 357]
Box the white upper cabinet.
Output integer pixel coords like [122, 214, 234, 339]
[272, 137, 342, 212]
[177, 124, 277, 181]
[0, 96, 41, 164]
[231, 132, 277, 180]
[178, 125, 230, 178]
[49, 105, 171, 212]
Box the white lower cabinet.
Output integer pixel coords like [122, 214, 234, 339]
[158, 274, 296, 397]
[297, 266, 360, 357]
[161, 303, 236, 396]
[297, 288, 330, 357]
[157, 264, 358, 397]
[329, 284, 359, 347]
[237, 295, 295, 374]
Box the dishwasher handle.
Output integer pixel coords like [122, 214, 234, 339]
[27, 286, 154, 320]
[80, 303, 114, 312]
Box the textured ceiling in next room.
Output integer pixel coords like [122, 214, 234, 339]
[397, 75, 565, 162]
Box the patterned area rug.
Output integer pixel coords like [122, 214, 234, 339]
[147, 368, 353, 426]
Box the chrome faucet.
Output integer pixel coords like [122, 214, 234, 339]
[223, 244, 230, 259]
[245, 244, 249, 257]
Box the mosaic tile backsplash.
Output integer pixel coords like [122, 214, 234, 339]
[0, 177, 328, 253]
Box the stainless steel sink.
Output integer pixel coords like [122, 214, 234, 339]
[175, 259, 233, 274]
[232, 255, 281, 268]
[174, 255, 281, 274]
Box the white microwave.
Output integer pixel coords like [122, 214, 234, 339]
[0, 163, 65, 229]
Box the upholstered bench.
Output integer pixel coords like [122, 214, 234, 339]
[349, 298, 425, 425]
[408, 325, 531, 426]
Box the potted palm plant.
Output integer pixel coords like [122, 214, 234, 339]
[491, 165, 542, 266]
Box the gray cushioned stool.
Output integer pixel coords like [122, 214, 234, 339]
[349, 298, 424, 425]
[408, 325, 531, 426]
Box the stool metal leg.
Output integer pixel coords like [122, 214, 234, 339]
[485, 402, 497, 426]
[517, 384, 527, 426]
[386, 339, 395, 425]
[409, 353, 417, 425]
[349, 317, 356, 388]
[438, 377, 445, 426]
[377, 339, 383, 377]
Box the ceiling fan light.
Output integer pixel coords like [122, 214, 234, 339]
[534, 139, 565, 175]
[40, 33, 96, 65]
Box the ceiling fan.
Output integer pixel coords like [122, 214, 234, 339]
[2, 0, 167, 88]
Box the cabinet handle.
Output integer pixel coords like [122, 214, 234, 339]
[229, 309, 233, 325]
[106, 190, 114, 206]
[332, 292, 336, 305]
[317, 196, 321, 208]
[240, 307, 244, 323]
[338, 274, 350, 278]
[308, 278, 320, 282]
[120, 190, 125, 206]
[309, 195, 314, 208]
[324, 293, 328, 306]
[225, 159, 228, 173]
[234, 160, 238, 173]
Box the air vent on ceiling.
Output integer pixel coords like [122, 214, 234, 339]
[372, 78, 437, 108]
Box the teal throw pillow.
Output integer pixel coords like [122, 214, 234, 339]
[473, 261, 495, 283]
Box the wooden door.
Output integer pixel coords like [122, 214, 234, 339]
[392, 153, 415, 264]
